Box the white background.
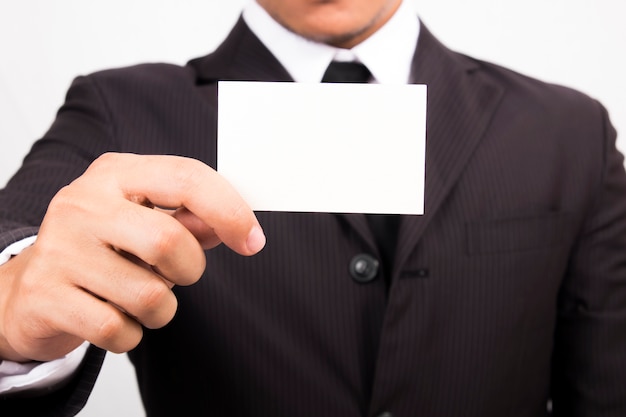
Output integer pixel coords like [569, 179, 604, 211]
[0, 1, 625, 416]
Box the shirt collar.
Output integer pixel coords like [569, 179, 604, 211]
[242, 0, 420, 84]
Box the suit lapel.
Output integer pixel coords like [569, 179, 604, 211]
[188, 17, 293, 83]
[393, 24, 505, 271]
[341, 24, 506, 266]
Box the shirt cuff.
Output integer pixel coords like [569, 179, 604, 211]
[0, 342, 90, 395]
[0, 235, 37, 264]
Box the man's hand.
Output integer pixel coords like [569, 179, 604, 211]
[0, 153, 265, 362]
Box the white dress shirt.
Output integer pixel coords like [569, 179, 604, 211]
[0, 0, 421, 395]
[243, 0, 419, 84]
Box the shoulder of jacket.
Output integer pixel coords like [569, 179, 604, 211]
[85, 62, 196, 89]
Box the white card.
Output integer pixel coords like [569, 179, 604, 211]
[217, 81, 426, 214]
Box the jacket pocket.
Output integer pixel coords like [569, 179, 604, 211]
[466, 212, 574, 255]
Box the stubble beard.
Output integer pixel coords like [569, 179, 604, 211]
[276, 2, 398, 48]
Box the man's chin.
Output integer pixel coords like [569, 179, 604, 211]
[286, 20, 371, 48]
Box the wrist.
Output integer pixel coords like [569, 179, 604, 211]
[0, 235, 38, 362]
[0, 334, 29, 363]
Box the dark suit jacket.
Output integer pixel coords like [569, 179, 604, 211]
[2, 17, 626, 417]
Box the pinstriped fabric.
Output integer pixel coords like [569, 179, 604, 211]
[367, 29, 508, 414]
[364, 26, 626, 417]
[1, 17, 626, 417]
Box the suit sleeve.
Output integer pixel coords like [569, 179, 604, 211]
[0, 346, 106, 417]
[551, 102, 626, 416]
[0, 74, 116, 247]
[0, 76, 117, 416]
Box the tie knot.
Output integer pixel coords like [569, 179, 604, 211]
[322, 61, 372, 83]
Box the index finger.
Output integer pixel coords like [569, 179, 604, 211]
[88, 153, 266, 256]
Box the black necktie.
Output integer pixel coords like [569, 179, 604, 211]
[322, 61, 372, 83]
[321, 61, 400, 280]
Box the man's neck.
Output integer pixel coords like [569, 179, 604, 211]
[242, 0, 420, 84]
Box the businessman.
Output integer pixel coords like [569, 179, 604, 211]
[1, 0, 626, 416]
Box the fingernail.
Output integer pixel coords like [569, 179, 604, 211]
[246, 226, 266, 254]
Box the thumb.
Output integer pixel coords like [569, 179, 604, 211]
[171, 207, 230, 250]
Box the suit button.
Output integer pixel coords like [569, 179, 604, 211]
[349, 254, 379, 283]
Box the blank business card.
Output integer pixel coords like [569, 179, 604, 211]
[217, 81, 426, 214]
